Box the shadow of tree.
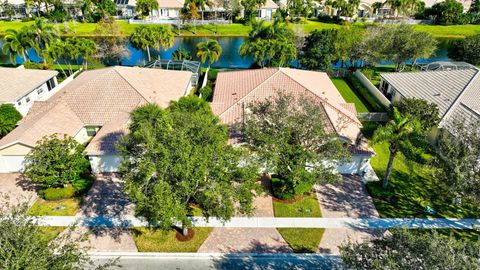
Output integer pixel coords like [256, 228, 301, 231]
[15, 174, 39, 192]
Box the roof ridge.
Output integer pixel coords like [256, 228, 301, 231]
[278, 69, 361, 125]
[112, 66, 151, 103]
[217, 68, 280, 117]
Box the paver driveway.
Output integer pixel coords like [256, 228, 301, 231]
[198, 176, 292, 253]
[0, 173, 37, 209]
[316, 175, 384, 254]
[76, 173, 137, 252]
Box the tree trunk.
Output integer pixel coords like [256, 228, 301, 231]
[157, 46, 161, 61]
[146, 46, 151, 62]
[383, 148, 397, 189]
[181, 222, 188, 236]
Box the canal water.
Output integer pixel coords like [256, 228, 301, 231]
[0, 36, 453, 69]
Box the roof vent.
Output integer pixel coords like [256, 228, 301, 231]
[433, 93, 441, 97]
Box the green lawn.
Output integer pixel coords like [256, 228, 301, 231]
[27, 198, 82, 216]
[367, 141, 480, 219]
[273, 194, 323, 253]
[132, 227, 213, 252]
[1, 20, 479, 38]
[277, 228, 325, 253]
[38, 226, 67, 242]
[331, 77, 370, 113]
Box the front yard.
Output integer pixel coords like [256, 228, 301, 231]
[132, 227, 213, 252]
[27, 197, 82, 216]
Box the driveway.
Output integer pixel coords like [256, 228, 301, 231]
[76, 173, 137, 252]
[198, 176, 292, 253]
[316, 175, 384, 254]
[0, 173, 37, 210]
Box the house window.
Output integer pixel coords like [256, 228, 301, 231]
[25, 97, 31, 103]
[86, 127, 97, 137]
[46, 78, 56, 91]
[17, 101, 22, 106]
[37, 88, 44, 95]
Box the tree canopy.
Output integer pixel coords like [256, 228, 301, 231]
[196, 39, 223, 68]
[118, 96, 259, 234]
[136, 0, 159, 17]
[300, 29, 338, 70]
[130, 25, 156, 62]
[393, 97, 440, 131]
[241, 91, 349, 198]
[431, 0, 464, 25]
[448, 34, 480, 66]
[0, 104, 22, 139]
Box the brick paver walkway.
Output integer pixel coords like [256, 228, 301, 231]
[198, 176, 291, 253]
[316, 175, 384, 254]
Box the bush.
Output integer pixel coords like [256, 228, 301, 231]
[272, 177, 314, 200]
[199, 85, 213, 101]
[40, 185, 76, 201]
[346, 75, 385, 112]
[73, 173, 95, 194]
[0, 104, 22, 138]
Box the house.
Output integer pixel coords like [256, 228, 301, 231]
[380, 65, 480, 133]
[0, 66, 194, 173]
[0, 67, 59, 116]
[211, 68, 375, 175]
[115, 0, 137, 18]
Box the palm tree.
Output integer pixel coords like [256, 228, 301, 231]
[45, 41, 69, 77]
[2, 28, 32, 64]
[172, 48, 192, 60]
[130, 25, 156, 63]
[26, 18, 59, 64]
[372, 107, 423, 189]
[76, 38, 97, 70]
[196, 39, 222, 71]
[153, 25, 174, 62]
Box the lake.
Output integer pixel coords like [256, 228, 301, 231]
[0, 36, 453, 69]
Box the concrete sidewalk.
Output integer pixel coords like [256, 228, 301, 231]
[33, 216, 480, 229]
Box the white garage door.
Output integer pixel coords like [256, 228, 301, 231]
[0, 156, 25, 173]
[88, 155, 121, 174]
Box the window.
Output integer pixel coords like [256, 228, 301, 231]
[86, 127, 97, 137]
[37, 88, 44, 95]
[46, 78, 56, 91]
[17, 101, 22, 106]
[26, 97, 31, 103]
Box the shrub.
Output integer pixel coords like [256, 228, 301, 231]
[73, 173, 95, 194]
[346, 75, 385, 112]
[272, 177, 314, 200]
[0, 104, 22, 138]
[199, 85, 213, 101]
[40, 185, 76, 201]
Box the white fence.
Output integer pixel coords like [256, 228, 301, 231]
[129, 18, 231, 25]
[357, 112, 389, 122]
[353, 70, 391, 108]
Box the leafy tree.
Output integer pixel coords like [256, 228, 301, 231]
[94, 18, 130, 65]
[0, 104, 22, 138]
[1, 28, 32, 64]
[435, 120, 480, 204]
[239, 19, 296, 67]
[218, 0, 242, 20]
[242, 92, 349, 198]
[196, 39, 222, 70]
[68, 37, 97, 70]
[331, 0, 360, 17]
[172, 48, 192, 60]
[180, 2, 201, 33]
[118, 96, 259, 235]
[372, 108, 426, 189]
[448, 34, 480, 66]
[0, 0, 15, 19]
[241, 0, 266, 22]
[431, 0, 464, 25]
[286, 0, 315, 19]
[0, 203, 116, 270]
[136, 0, 159, 18]
[130, 25, 156, 62]
[300, 29, 337, 70]
[25, 18, 59, 64]
[334, 25, 363, 68]
[24, 134, 89, 189]
[393, 98, 440, 131]
[340, 230, 480, 270]
[153, 25, 174, 61]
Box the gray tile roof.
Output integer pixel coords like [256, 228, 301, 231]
[0, 67, 57, 102]
[381, 69, 478, 118]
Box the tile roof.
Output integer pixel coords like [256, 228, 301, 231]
[262, 0, 279, 9]
[157, 0, 184, 8]
[212, 68, 362, 142]
[85, 112, 130, 155]
[0, 66, 192, 152]
[380, 68, 478, 118]
[0, 67, 57, 102]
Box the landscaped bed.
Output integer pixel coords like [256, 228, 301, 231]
[273, 193, 324, 253]
[27, 197, 83, 216]
[38, 226, 67, 242]
[132, 227, 213, 252]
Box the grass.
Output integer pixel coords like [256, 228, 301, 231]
[38, 226, 67, 242]
[331, 77, 370, 113]
[273, 194, 322, 218]
[277, 228, 325, 253]
[27, 197, 82, 216]
[1, 20, 479, 38]
[132, 227, 213, 252]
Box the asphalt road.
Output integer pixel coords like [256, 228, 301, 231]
[88, 253, 344, 270]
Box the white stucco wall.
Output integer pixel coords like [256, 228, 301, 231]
[14, 76, 59, 116]
[88, 155, 121, 174]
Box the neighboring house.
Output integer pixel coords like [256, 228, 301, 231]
[211, 68, 375, 175]
[0, 0, 28, 19]
[380, 65, 480, 133]
[115, 0, 137, 18]
[0, 66, 193, 173]
[0, 67, 58, 116]
[152, 0, 184, 19]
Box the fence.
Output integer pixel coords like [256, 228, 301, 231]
[129, 18, 231, 25]
[353, 71, 391, 108]
[357, 112, 389, 122]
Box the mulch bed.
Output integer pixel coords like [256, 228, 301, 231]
[175, 228, 195, 242]
[272, 193, 312, 204]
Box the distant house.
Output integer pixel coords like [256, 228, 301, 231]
[380, 65, 480, 133]
[211, 68, 375, 175]
[0, 67, 59, 116]
[0, 66, 194, 173]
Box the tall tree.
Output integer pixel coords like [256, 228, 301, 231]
[340, 230, 480, 270]
[240, 0, 266, 22]
[196, 39, 222, 70]
[136, 0, 159, 18]
[393, 98, 440, 131]
[242, 91, 349, 198]
[300, 29, 338, 70]
[435, 120, 480, 204]
[153, 25, 174, 61]
[431, 0, 464, 25]
[372, 107, 426, 189]
[1, 28, 32, 64]
[25, 18, 59, 64]
[129, 25, 156, 62]
[448, 34, 480, 66]
[118, 96, 259, 235]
